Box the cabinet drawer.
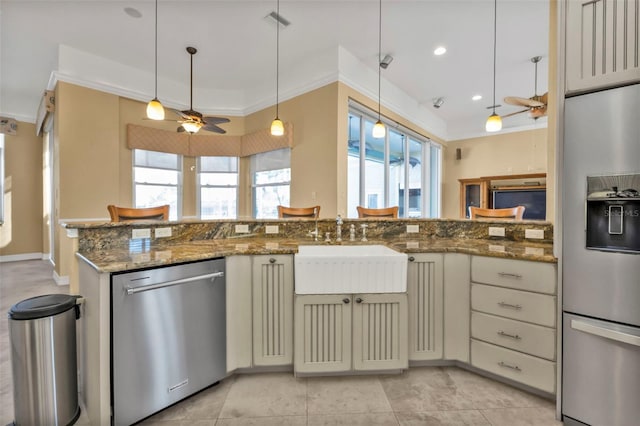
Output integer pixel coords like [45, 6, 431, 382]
[471, 311, 556, 360]
[471, 284, 556, 327]
[471, 257, 556, 294]
[471, 339, 556, 394]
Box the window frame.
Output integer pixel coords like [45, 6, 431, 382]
[347, 102, 442, 218]
[250, 148, 291, 219]
[196, 156, 239, 219]
[132, 149, 183, 220]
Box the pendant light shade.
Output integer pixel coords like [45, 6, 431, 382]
[271, 0, 284, 136]
[271, 118, 284, 136]
[485, 113, 502, 132]
[146, 0, 165, 120]
[485, 0, 501, 132]
[373, 120, 386, 138]
[146, 98, 164, 120]
[373, 0, 386, 139]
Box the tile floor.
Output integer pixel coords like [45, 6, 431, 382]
[1, 260, 563, 425]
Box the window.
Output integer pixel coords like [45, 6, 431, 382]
[347, 104, 441, 218]
[133, 149, 181, 220]
[198, 156, 238, 219]
[251, 148, 290, 219]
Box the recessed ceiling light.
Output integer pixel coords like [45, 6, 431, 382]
[472, 95, 483, 101]
[124, 7, 142, 18]
[434, 46, 447, 56]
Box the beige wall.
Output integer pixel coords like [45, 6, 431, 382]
[442, 128, 548, 219]
[0, 121, 44, 257]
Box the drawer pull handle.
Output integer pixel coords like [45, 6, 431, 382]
[497, 301, 522, 310]
[498, 272, 523, 279]
[497, 330, 522, 340]
[498, 361, 522, 372]
[269, 258, 276, 263]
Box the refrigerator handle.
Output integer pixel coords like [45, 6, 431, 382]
[571, 319, 640, 347]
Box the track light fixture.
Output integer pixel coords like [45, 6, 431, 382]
[146, 0, 165, 120]
[379, 54, 393, 69]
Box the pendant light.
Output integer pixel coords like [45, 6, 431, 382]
[372, 0, 386, 139]
[485, 0, 502, 132]
[270, 0, 284, 136]
[146, 0, 165, 120]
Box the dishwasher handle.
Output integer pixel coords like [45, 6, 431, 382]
[125, 271, 224, 295]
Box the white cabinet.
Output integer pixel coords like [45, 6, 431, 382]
[226, 255, 294, 370]
[407, 253, 443, 361]
[252, 255, 294, 366]
[443, 253, 470, 362]
[566, 0, 640, 93]
[470, 256, 557, 393]
[294, 293, 408, 374]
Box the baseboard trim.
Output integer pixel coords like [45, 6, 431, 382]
[53, 270, 70, 286]
[0, 252, 43, 263]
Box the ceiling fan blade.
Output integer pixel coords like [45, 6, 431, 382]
[203, 116, 231, 125]
[502, 109, 530, 118]
[169, 108, 191, 120]
[201, 123, 227, 134]
[504, 96, 544, 108]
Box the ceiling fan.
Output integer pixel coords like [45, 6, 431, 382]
[172, 46, 230, 134]
[502, 56, 548, 120]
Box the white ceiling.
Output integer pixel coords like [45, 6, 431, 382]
[0, 0, 550, 141]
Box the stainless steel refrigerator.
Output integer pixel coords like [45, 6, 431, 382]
[562, 83, 640, 426]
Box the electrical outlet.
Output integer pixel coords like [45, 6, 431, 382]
[488, 227, 505, 237]
[265, 225, 279, 234]
[525, 247, 544, 256]
[131, 228, 151, 239]
[155, 227, 172, 238]
[235, 224, 249, 233]
[525, 229, 544, 239]
[406, 224, 419, 233]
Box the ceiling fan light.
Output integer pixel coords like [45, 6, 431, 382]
[146, 98, 165, 120]
[372, 120, 386, 138]
[182, 120, 202, 134]
[271, 117, 284, 136]
[485, 113, 502, 132]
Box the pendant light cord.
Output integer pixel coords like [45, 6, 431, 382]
[276, 0, 280, 118]
[491, 0, 497, 114]
[377, 0, 382, 121]
[154, 0, 158, 99]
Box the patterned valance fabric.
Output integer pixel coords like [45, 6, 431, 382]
[127, 122, 293, 157]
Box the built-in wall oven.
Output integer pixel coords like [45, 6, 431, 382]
[562, 85, 640, 426]
[111, 258, 226, 425]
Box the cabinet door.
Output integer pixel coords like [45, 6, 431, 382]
[407, 254, 444, 361]
[252, 255, 294, 366]
[352, 293, 408, 371]
[294, 294, 352, 373]
[566, 0, 640, 93]
[459, 179, 489, 218]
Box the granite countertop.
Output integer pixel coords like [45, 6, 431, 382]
[76, 237, 556, 273]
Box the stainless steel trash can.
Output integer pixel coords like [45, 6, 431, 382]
[8, 294, 81, 426]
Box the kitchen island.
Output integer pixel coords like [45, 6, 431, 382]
[67, 218, 556, 425]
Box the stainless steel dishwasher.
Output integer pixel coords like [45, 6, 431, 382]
[111, 258, 226, 425]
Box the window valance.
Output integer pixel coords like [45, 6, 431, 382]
[127, 122, 293, 157]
